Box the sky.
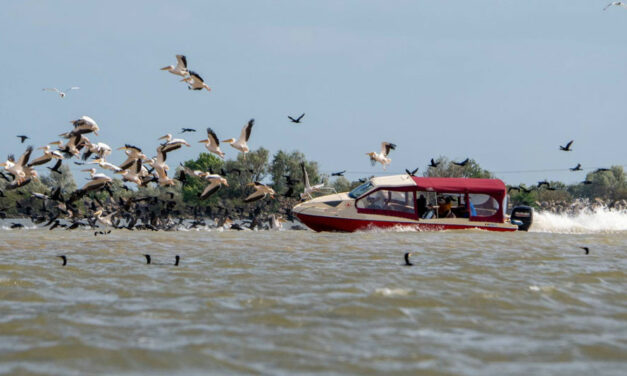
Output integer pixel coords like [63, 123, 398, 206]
[0, 0, 626, 186]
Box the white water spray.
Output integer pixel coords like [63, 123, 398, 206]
[530, 207, 627, 234]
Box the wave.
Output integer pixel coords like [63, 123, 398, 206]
[530, 207, 627, 234]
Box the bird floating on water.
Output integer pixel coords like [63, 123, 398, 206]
[57, 255, 67, 266]
[404, 252, 413, 266]
[580, 247, 590, 255]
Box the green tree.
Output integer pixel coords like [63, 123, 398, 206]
[423, 156, 493, 179]
[269, 150, 321, 196]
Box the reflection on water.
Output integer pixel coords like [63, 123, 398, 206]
[0, 222, 626, 375]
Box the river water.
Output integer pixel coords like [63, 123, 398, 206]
[0, 211, 626, 375]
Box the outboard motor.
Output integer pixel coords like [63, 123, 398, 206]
[510, 205, 533, 231]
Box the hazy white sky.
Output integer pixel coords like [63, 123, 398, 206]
[0, 0, 625, 185]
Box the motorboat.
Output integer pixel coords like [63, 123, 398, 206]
[292, 175, 532, 232]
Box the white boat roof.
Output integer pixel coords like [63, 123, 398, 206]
[370, 174, 416, 188]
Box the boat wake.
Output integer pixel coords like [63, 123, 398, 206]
[530, 207, 627, 234]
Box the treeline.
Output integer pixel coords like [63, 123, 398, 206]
[1, 151, 625, 218]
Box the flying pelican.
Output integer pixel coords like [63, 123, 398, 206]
[1, 146, 33, 183]
[604, 1, 627, 10]
[69, 171, 112, 202]
[154, 165, 176, 186]
[199, 174, 228, 200]
[161, 55, 188, 77]
[81, 168, 110, 180]
[43, 87, 80, 98]
[28, 145, 64, 167]
[300, 162, 324, 199]
[93, 209, 115, 227]
[223, 119, 254, 154]
[89, 158, 121, 172]
[366, 142, 396, 170]
[57, 134, 88, 158]
[158, 134, 191, 153]
[82, 141, 112, 161]
[181, 71, 211, 91]
[243, 182, 276, 203]
[69, 116, 99, 136]
[198, 127, 225, 158]
[115, 159, 143, 186]
[117, 145, 146, 170]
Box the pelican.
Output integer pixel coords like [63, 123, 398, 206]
[70, 116, 99, 136]
[70, 172, 112, 202]
[1, 146, 33, 182]
[115, 159, 143, 186]
[604, 1, 627, 10]
[199, 174, 228, 200]
[88, 158, 121, 172]
[243, 182, 275, 203]
[161, 54, 188, 77]
[181, 71, 211, 91]
[81, 168, 110, 180]
[82, 141, 111, 161]
[198, 127, 225, 158]
[58, 134, 89, 158]
[155, 165, 176, 186]
[158, 134, 191, 153]
[117, 144, 146, 170]
[6, 167, 38, 190]
[268, 215, 285, 230]
[145, 145, 169, 173]
[28, 145, 64, 167]
[93, 209, 115, 227]
[366, 142, 396, 170]
[223, 119, 254, 154]
[300, 162, 324, 199]
[43, 86, 79, 98]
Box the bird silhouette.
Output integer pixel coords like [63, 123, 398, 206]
[429, 158, 440, 168]
[537, 180, 550, 188]
[288, 113, 305, 123]
[582, 180, 593, 185]
[405, 167, 419, 176]
[57, 255, 67, 266]
[16, 135, 29, 143]
[144, 254, 179, 266]
[47, 160, 63, 175]
[453, 158, 469, 167]
[580, 247, 589, 255]
[559, 140, 573, 151]
[180, 128, 196, 133]
[594, 168, 610, 173]
[331, 170, 346, 177]
[570, 163, 582, 171]
[403, 252, 413, 266]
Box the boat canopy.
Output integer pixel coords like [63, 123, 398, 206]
[410, 177, 506, 199]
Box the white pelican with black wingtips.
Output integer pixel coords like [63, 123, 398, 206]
[366, 142, 396, 170]
[181, 71, 211, 91]
[243, 182, 275, 203]
[199, 127, 225, 158]
[161, 54, 188, 77]
[223, 119, 254, 154]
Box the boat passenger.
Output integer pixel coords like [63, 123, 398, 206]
[416, 194, 427, 217]
[438, 196, 455, 218]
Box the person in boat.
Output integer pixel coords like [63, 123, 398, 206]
[416, 194, 427, 217]
[438, 196, 455, 218]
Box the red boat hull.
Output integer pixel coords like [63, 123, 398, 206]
[295, 213, 517, 232]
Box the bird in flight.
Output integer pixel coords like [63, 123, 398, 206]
[570, 163, 582, 171]
[429, 158, 440, 168]
[331, 170, 345, 177]
[559, 140, 573, 151]
[42, 87, 80, 98]
[453, 158, 469, 167]
[182, 71, 211, 91]
[405, 167, 419, 176]
[180, 128, 196, 133]
[16, 135, 29, 143]
[604, 1, 627, 10]
[161, 54, 188, 77]
[366, 142, 396, 170]
[288, 113, 305, 123]
[594, 168, 610, 173]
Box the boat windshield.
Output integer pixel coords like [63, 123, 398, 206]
[348, 182, 373, 199]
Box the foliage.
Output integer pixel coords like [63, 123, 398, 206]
[423, 156, 493, 179]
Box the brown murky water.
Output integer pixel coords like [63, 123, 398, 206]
[0, 224, 626, 375]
